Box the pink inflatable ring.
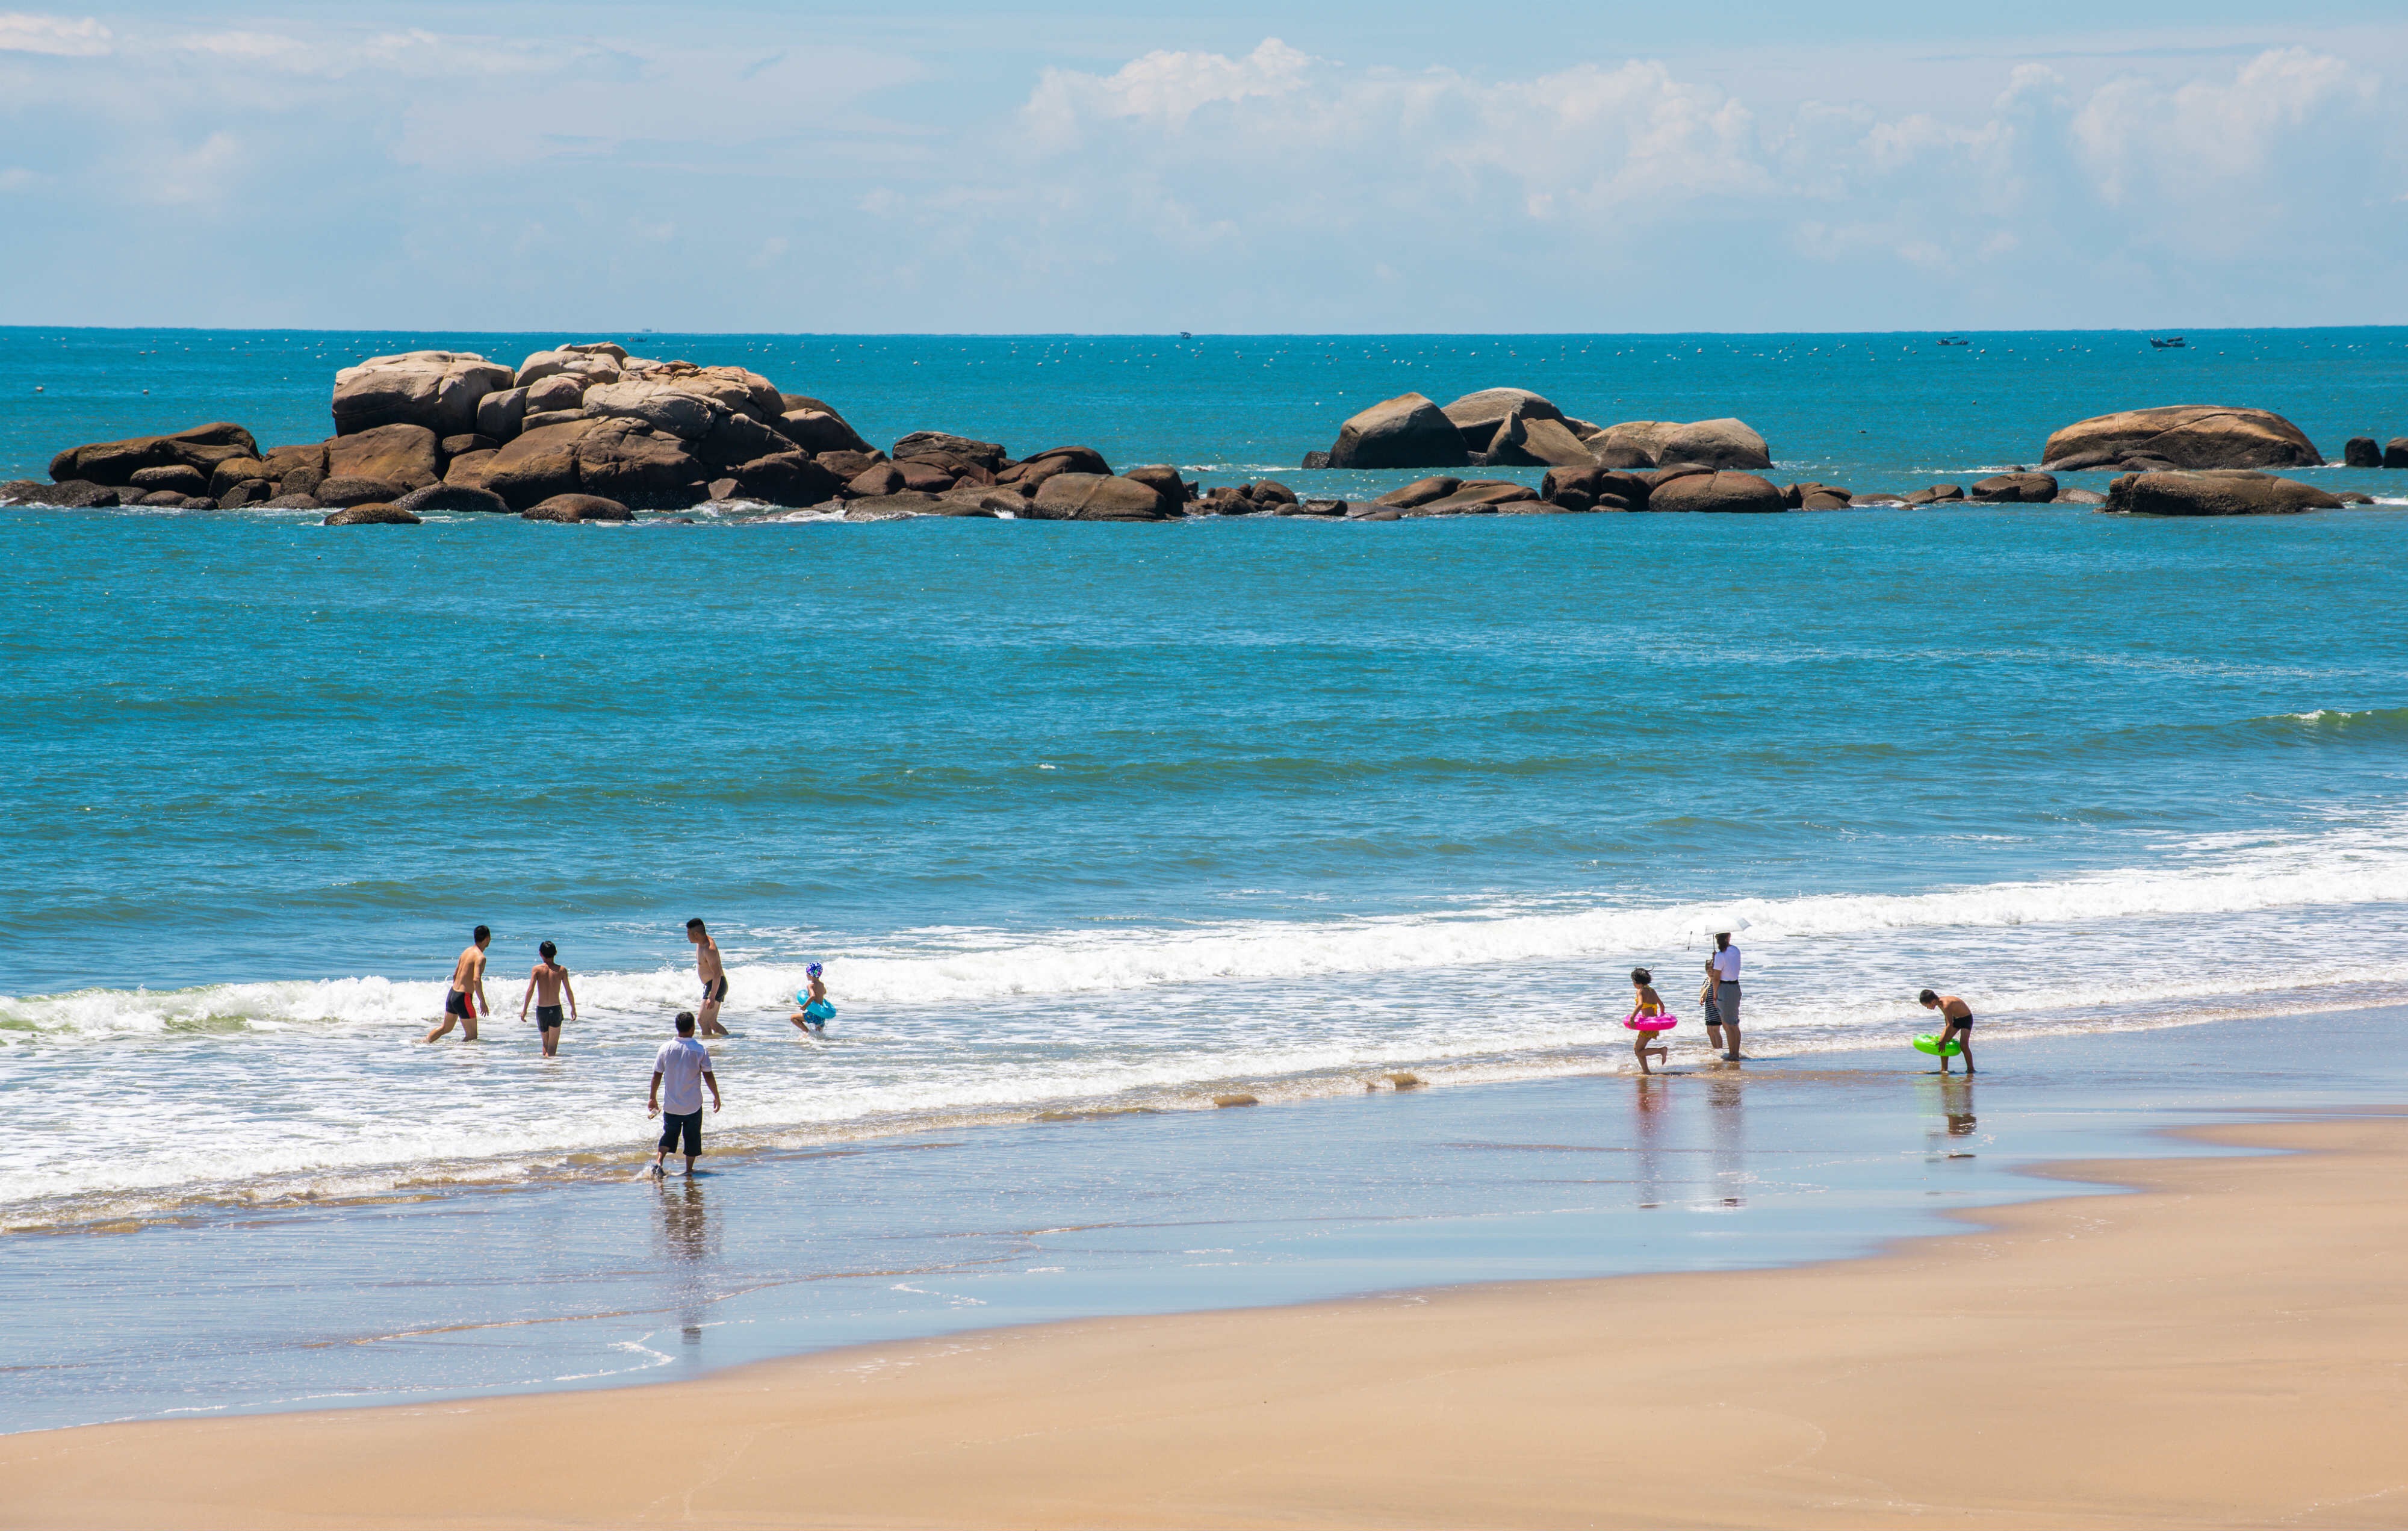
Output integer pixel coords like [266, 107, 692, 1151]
[1623, 1012, 1679, 1031]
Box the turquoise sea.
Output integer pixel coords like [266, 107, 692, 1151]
[3, 327, 2407, 1427]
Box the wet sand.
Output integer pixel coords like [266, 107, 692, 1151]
[5, 1110, 2404, 1530]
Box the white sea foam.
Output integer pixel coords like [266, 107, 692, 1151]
[7, 814, 2408, 1226]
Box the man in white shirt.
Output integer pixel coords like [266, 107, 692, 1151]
[1707, 932, 1743, 1061]
[648, 1011, 721, 1177]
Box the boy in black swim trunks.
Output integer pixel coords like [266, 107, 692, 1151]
[520, 940, 578, 1057]
[687, 918, 728, 1037]
[1919, 989, 1976, 1074]
[423, 926, 491, 1043]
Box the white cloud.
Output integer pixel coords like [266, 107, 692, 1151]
[1024, 37, 1311, 146]
[0, 11, 108, 55]
[2073, 46, 2375, 205]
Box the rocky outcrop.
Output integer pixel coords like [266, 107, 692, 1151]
[48, 422, 259, 485]
[316, 476, 406, 508]
[1480, 409, 1597, 468]
[523, 494, 633, 523]
[1648, 471, 1786, 514]
[1441, 389, 1565, 455]
[322, 503, 422, 526]
[1904, 483, 1966, 505]
[1326, 393, 1468, 469]
[481, 420, 598, 509]
[1537, 465, 1649, 513]
[1970, 473, 2058, 504]
[1122, 464, 1191, 511]
[2345, 437, 2383, 468]
[2388, 438, 2408, 470]
[1587, 418, 1772, 471]
[326, 424, 441, 490]
[394, 483, 510, 516]
[576, 419, 710, 509]
[1028, 473, 1181, 521]
[1659, 418, 1773, 471]
[1400, 480, 1539, 515]
[129, 465, 208, 497]
[2, 479, 121, 506]
[1783, 482, 1855, 510]
[331, 353, 516, 438]
[2041, 406, 2321, 471]
[1375, 476, 1463, 509]
[2105, 471, 2343, 517]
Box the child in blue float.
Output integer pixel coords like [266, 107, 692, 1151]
[789, 963, 836, 1035]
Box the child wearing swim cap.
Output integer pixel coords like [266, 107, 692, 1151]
[1628, 968, 1668, 1075]
[789, 963, 834, 1035]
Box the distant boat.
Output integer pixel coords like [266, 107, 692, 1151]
[1936, 335, 1969, 346]
[2150, 336, 2186, 349]
[1180, 331, 1192, 339]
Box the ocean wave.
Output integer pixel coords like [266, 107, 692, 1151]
[10, 813, 2408, 1034]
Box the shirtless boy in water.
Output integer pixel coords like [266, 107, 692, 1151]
[423, 926, 492, 1042]
[1919, 989, 1976, 1074]
[688, 918, 729, 1037]
[519, 940, 578, 1057]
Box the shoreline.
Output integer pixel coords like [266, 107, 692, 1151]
[7, 1108, 2404, 1527]
[10, 985, 2395, 1239]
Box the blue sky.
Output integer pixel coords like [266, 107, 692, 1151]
[2, 2, 2404, 331]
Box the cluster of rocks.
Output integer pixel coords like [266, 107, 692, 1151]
[9, 362, 2392, 526]
[1306, 388, 1774, 473]
[2342, 436, 2408, 469]
[8, 343, 1200, 526]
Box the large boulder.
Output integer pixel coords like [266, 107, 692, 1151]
[330, 352, 515, 437]
[777, 410, 872, 455]
[475, 387, 529, 442]
[1003, 446, 1112, 492]
[1404, 480, 1540, 515]
[2042, 406, 2321, 471]
[315, 476, 406, 508]
[1593, 421, 1679, 469]
[443, 451, 497, 488]
[394, 483, 510, 516]
[1028, 473, 1179, 521]
[321, 503, 421, 526]
[1122, 464, 1190, 511]
[1970, 473, 2059, 504]
[582, 379, 725, 440]
[261, 441, 327, 482]
[523, 373, 589, 415]
[1483, 411, 1597, 468]
[1375, 476, 1463, 508]
[514, 344, 626, 391]
[482, 419, 600, 509]
[522, 494, 631, 523]
[729, 452, 842, 508]
[207, 458, 272, 498]
[695, 414, 792, 473]
[1539, 465, 1648, 512]
[3, 479, 120, 506]
[574, 419, 706, 509]
[129, 465, 209, 497]
[1326, 393, 1468, 470]
[2105, 471, 2343, 517]
[2345, 437, 2383, 468]
[1659, 418, 1772, 471]
[1442, 389, 1565, 455]
[324, 424, 441, 490]
[1648, 471, 1786, 514]
[892, 431, 1008, 470]
[49, 422, 259, 485]
[616, 360, 782, 422]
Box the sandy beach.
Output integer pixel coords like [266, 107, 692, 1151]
[4, 1110, 2402, 1530]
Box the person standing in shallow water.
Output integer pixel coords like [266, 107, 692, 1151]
[519, 940, 577, 1058]
[687, 918, 729, 1037]
[1707, 931, 1743, 1061]
[648, 1011, 721, 1177]
[423, 925, 491, 1043]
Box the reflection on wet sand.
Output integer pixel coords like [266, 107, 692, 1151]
[657, 1178, 716, 1346]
